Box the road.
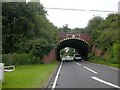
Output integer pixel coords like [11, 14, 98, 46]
[48, 60, 120, 89]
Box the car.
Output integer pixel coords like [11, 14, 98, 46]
[74, 54, 82, 61]
[66, 55, 73, 61]
[62, 55, 73, 61]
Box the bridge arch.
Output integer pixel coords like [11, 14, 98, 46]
[56, 38, 91, 61]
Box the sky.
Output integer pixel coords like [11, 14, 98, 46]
[40, 0, 119, 29]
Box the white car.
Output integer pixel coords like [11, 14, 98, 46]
[62, 56, 73, 61]
[74, 54, 82, 61]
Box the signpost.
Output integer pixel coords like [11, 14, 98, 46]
[0, 63, 4, 88]
[0, 63, 4, 80]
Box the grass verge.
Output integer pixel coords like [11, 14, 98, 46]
[88, 56, 119, 69]
[2, 61, 59, 88]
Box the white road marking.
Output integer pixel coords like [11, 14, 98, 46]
[76, 62, 81, 66]
[91, 76, 120, 89]
[84, 61, 120, 71]
[84, 66, 98, 74]
[52, 61, 63, 90]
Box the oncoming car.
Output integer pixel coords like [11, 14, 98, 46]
[74, 54, 82, 61]
[62, 55, 73, 61]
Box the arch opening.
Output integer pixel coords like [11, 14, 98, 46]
[60, 47, 79, 60]
[56, 39, 90, 61]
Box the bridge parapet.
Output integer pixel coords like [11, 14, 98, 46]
[58, 32, 92, 43]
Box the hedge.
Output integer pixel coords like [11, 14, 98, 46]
[2, 53, 36, 66]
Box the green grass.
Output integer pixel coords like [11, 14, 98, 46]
[0, 81, 2, 89]
[2, 61, 59, 88]
[88, 56, 119, 69]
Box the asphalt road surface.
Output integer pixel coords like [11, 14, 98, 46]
[48, 60, 120, 89]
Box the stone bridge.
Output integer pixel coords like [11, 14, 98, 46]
[42, 32, 102, 63]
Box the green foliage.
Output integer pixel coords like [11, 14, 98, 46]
[85, 13, 119, 64]
[110, 41, 120, 64]
[60, 49, 66, 57]
[88, 55, 119, 68]
[2, 2, 57, 53]
[96, 29, 118, 51]
[28, 39, 54, 63]
[71, 28, 85, 33]
[85, 14, 119, 45]
[59, 24, 71, 32]
[2, 54, 12, 66]
[86, 16, 104, 34]
[2, 39, 55, 65]
[2, 2, 58, 64]
[113, 41, 120, 60]
[2, 53, 35, 66]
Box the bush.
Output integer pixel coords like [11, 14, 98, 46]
[88, 55, 104, 62]
[2, 54, 12, 66]
[11, 53, 31, 65]
[103, 41, 120, 64]
[27, 38, 53, 63]
[2, 53, 36, 66]
[112, 41, 120, 64]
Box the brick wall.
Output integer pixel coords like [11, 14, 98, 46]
[92, 45, 102, 56]
[42, 48, 57, 64]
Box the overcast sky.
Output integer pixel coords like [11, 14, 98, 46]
[40, 0, 119, 29]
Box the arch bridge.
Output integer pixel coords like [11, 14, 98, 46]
[42, 32, 101, 63]
[56, 32, 92, 61]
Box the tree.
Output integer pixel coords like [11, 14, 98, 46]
[2, 2, 58, 64]
[71, 28, 85, 33]
[59, 24, 71, 32]
[84, 13, 119, 62]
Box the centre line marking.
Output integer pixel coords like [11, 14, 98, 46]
[91, 76, 120, 89]
[52, 61, 63, 90]
[84, 66, 97, 74]
[76, 62, 81, 66]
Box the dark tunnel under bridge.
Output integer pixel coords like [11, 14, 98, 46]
[56, 38, 91, 61]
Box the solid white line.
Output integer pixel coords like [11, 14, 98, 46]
[76, 62, 81, 66]
[91, 76, 120, 89]
[52, 61, 63, 90]
[84, 66, 97, 74]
